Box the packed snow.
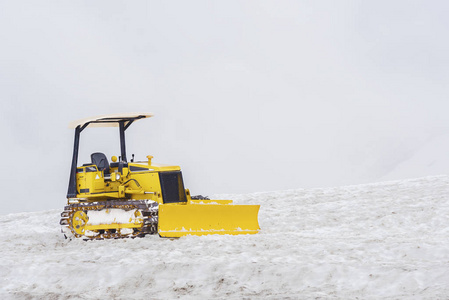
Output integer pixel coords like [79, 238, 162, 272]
[86, 209, 143, 225]
[1, 176, 449, 299]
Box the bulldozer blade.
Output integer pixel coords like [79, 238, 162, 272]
[158, 203, 260, 237]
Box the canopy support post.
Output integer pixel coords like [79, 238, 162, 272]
[67, 126, 81, 198]
[119, 121, 127, 162]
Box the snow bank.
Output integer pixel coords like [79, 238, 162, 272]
[1, 176, 449, 299]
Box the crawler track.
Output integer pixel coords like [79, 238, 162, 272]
[60, 200, 158, 240]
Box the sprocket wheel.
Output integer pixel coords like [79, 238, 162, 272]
[72, 211, 88, 235]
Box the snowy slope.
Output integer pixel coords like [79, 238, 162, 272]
[382, 133, 449, 181]
[1, 176, 449, 299]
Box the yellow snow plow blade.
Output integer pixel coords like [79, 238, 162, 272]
[158, 202, 260, 237]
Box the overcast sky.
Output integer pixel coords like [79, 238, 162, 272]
[1, 1, 449, 214]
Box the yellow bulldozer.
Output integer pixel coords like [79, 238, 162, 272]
[60, 113, 260, 239]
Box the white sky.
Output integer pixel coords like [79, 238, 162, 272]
[1, 1, 449, 214]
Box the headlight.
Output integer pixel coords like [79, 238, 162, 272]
[116, 173, 121, 180]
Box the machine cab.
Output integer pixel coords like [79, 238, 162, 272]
[67, 114, 187, 204]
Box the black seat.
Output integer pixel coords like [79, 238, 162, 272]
[91, 152, 110, 175]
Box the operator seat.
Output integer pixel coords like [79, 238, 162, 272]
[91, 152, 110, 176]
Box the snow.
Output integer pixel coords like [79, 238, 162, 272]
[382, 133, 449, 181]
[87, 209, 142, 225]
[1, 176, 449, 299]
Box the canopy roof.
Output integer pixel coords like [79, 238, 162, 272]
[68, 113, 153, 129]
